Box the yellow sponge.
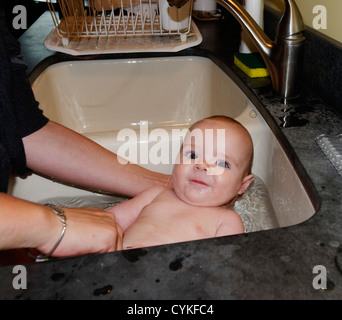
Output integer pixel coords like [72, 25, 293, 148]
[234, 52, 269, 78]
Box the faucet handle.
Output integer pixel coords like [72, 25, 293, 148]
[277, 0, 305, 39]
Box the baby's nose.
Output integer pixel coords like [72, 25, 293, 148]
[194, 161, 224, 176]
[194, 161, 209, 172]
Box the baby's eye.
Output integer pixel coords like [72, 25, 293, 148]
[216, 160, 229, 168]
[185, 151, 198, 159]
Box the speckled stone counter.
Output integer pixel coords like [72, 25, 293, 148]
[0, 9, 341, 300]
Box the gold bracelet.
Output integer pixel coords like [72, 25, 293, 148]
[27, 204, 66, 261]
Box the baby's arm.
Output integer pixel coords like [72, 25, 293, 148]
[215, 209, 245, 237]
[107, 185, 165, 231]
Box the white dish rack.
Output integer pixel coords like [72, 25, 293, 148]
[45, 0, 202, 54]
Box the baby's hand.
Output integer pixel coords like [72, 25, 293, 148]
[106, 205, 129, 231]
[107, 185, 165, 231]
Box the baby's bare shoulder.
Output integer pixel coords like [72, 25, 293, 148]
[214, 206, 238, 216]
[214, 207, 244, 236]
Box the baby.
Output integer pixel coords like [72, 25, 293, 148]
[107, 116, 254, 249]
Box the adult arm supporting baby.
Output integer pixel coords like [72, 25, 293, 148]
[0, 193, 123, 256]
[22, 121, 170, 197]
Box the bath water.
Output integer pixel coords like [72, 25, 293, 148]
[233, 175, 279, 232]
[40, 175, 278, 235]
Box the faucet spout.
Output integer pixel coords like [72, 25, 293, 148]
[168, 0, 306, 103]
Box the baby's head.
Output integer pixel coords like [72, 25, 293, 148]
[172, 116, 254, 207]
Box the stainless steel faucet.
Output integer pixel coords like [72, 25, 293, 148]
[168, 0, 306, 103]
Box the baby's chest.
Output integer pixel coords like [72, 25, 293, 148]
[142, 202, 221, 236]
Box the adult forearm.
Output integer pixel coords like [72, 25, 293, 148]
[22, 121, 169, 197]
[0, 193, 123, 255]
[0, 193, 57, 250]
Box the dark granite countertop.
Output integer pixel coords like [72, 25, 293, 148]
[1, 9, 342, 300]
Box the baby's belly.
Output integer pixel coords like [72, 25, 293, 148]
[123, 220, 171, 249]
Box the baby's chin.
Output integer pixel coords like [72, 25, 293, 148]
[173, 187, 229, 207]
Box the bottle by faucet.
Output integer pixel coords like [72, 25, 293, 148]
[168, 0, 306, 104]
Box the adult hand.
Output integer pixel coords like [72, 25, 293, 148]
[37, 206, 123, 257]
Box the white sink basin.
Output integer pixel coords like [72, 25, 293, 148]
[9, 56, 316, 232]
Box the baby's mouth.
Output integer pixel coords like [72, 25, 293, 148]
[189, 179, 210, 187]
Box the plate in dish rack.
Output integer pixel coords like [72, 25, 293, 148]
[44, 20, 202, 55]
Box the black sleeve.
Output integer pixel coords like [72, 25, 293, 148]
[0, 8, 49, 138]
[0, 7, 49, 186]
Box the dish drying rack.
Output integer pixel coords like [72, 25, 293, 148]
[45, 0, 202, 55]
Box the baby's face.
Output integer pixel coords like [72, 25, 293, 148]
[172, 119, 253, 207]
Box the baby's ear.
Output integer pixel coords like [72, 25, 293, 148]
[237, 174, 254, 196]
